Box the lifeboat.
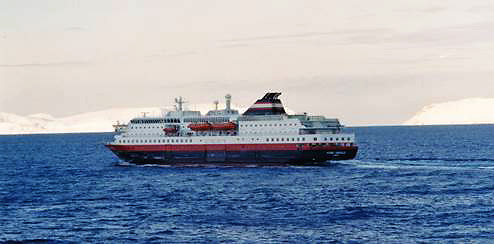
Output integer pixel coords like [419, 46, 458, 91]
[187, 123, 212, 131]
[163, 127, 177, 133]
[211, 122, 236, 130]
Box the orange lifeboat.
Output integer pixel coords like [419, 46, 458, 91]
[210, 122, 236, 130]
[187, 123, 212, 131]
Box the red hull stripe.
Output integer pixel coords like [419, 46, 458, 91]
[107, 143, 357, 152]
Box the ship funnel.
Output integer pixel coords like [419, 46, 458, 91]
[242, 92, 286, 116]
[225, 94, 232, 111]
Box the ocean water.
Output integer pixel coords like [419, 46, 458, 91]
[1, 125, 494, 243]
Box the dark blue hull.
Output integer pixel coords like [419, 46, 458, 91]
[110, 148, 358, 166]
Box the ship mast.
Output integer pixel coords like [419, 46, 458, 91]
[225, 94, 232, 111]
[174, 97, 187, 111]
[214, 100, 219, 111]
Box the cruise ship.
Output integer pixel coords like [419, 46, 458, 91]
[105, 93, 358, 165]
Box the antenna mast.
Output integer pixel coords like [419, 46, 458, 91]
[174, 97, 187, 111]
[214, 100, 219, 111]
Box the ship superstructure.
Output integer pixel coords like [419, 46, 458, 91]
[106, 93, 358, 165]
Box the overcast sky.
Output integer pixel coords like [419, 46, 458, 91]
[1, 0, 493, 125]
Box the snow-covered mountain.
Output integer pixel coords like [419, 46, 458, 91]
[0, 104, 248, 135]
[404, 97, 494, 125]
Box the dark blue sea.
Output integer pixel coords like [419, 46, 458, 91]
[1, 125, 494, 243]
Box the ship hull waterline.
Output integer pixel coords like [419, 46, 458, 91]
[106, 143, 358, 166]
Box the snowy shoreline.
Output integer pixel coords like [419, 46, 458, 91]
[0, 104, 247, 135]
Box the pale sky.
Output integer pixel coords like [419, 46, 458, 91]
[1, 0, 494, 125]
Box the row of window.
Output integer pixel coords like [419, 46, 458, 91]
[120, 138, 193, 144]
[183, 117, 230, 123]
[240, 123, 297, 128]
[118, 136, 352, 144]
[130, 118, 180, 124]
[261, 137, 350, 142]
[130, 125, 187, 130]
[131, 125, 167, 129]
[118, 139, 353, 148]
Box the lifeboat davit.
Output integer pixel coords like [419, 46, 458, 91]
[211, 122, 236, 130]
[187, 123, 212, 131]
